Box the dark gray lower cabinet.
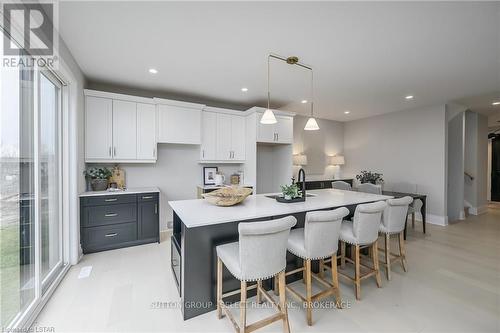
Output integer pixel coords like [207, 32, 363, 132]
[81, 192, 159, 254]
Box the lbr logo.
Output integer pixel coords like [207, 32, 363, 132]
[3, 3, 54, 55]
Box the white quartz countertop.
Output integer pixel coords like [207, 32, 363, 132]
[79, 187, 160, 197]
[169, 189, 393, 228]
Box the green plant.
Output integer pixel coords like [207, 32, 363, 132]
[356, 170, 384, 184]
[83, 167, 112, 180]
[280, 183, 301, 199]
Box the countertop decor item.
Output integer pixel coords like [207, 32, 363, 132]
[84, 167, 112, 191]
[203, 166, 218, 185]
[202, 186, 252, 207]
[109, 165, 125, 189]
[356, 170, 384, 184]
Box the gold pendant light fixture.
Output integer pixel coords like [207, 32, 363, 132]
[260, 54, 319, 131]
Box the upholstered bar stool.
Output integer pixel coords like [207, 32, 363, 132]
[339, 201, 386, 300]
[284, 208, 349, 326]
[216, 216, 297, 333]
[332, 181, 352, 191]
[379, 196, 413, 280]
[356, 183, 382, 194]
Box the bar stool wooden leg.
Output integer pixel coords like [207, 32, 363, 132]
[331, 254, 342, 309]
[399, 231, 408, 272]
[257, 280, 263, 304]
[340, 241, 346, 269]
[384, 233, 391, 281]
[278, 271, 291, 333]
[319, 259, 325, 278]
[240, 281, 247, 333]
[354, 245, 361, 300]
[302, 259, 307, 284]
[411, 212, 415, 228]
[274, 276, 279, 296]
[305, 259, 313, 326]
[217, 257, 223, 319]
[372, 241, 382, 288]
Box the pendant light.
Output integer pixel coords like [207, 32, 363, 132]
[260, 55, 277, 124]
[304, 68, 319, 131]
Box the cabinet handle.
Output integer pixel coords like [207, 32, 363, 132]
[202, 150, 205, 158]
[105, 213, 118, 217]
[277, 133, 279, 141]
[153, 148, 156, 157]
[105, 233, 118, 237]
[104, 198, 117, 202]
[229, 151, 231, 159]
[155, 204, 158, 214]
[108, 147, 111, 156]
[142, 196, 154, 199]
[113, 147, 116, 156]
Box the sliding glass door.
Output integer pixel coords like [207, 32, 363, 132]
[0, 61, 65, 328]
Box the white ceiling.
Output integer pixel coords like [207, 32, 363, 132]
[59, 1, 500, 121]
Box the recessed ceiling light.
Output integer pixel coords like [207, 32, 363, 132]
[301, 100, 308, 104]
[148, 68, 158, 74]
[405, 95, 414, 100]
[492, 101, 500, 106]
[241, 87, 248, 92]
[344, 110, 350, 114]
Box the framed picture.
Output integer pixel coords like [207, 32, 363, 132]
[203, 167, 218, 185]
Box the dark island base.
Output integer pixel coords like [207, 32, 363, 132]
[172, 205, 360, 321]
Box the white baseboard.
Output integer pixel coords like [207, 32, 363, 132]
[469, 205, 487, 215]
[413, 213, 448, 226]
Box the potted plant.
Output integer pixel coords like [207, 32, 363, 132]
[280, 183, 301, 200]
[84, 167, 112, 191]
[356, 170, 384, 185]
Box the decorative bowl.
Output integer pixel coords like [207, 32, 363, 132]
[202, 186, 252, 207]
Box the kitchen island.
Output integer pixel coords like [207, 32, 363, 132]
[169, 188, 393, 320]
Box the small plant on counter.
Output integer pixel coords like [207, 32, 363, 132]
[84, 167, 112, 191]
[280, 183, 301, 200]
[356, 170, 384, 184]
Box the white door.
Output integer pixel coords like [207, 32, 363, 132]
[275, 116, 294, 143]
[216, 113, 232, 160]
[201, 111, 217, 160]
[256, 114, 275, 143]
[112, 100, 137, 159]
[231, 115, 246, 160]
[136, 103, 156, 160]
[157, 105, 201, 144]
[85, 96, 112, 160]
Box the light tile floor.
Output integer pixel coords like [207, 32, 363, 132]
[35, 207, 500, 332]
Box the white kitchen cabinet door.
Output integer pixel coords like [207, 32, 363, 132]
[200, 111, 217, 160]
[136, 103, 157, 160]
[275, 116, 293, 143]
[256, 114, 275, 143]
[216, 113, 232, 160]
[157, 105, 201, 144]
[112, 100, 137, 159]
[85, 96, 113, 160]
[231, 115, 246, 160]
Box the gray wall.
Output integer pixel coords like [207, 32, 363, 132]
[293, 115, 344, 180]
[343, 105, 448, 225]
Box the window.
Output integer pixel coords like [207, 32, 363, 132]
[0, 60, 66, 328]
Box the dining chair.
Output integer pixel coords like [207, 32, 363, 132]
[356, 183, 382, 194]
[332, 181, 352, 191]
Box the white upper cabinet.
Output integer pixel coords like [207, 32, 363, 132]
[84, 90, 157, 163]
[256, 112, 294, 144]
[231, 115, 246, 160]
[85, 96, 113, 160]
[136, 103, 157, 160]
[157, 104, 201, 144]
[200, 109, 246, 162]
[200, 111, 217, 160]
[216, 113, 233, 160]
[112, 100, 137, 160]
